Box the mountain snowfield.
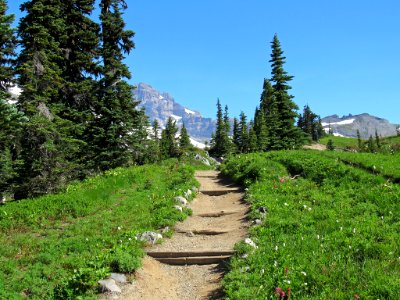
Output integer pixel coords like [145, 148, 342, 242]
[321, 114, 399, 139]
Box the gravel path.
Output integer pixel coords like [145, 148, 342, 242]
[101, 170, 249, 300]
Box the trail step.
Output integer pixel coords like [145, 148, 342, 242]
[197, 211, 239, 218]
[201, 189, 241, 196]
[175, 229, 229, 235]
[154, 256, 231, 265]
[146, 250, 235, 265]
[146, 250, 235, 258]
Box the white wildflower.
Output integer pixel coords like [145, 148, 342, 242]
[275, 245, 279, 251]
[117, 226, 121, 230]
[284, 202, 289, 206]
[317, 235, 320, 240]
[274, 260, 278, 267]
[353, 228, 356, 234]
[301, 271, 307, 276]
[284, 280, 291, 284]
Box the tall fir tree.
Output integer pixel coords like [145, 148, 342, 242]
[238, 111, 249, 153]
[268, 34, 302, 149]
[87, 0, 141, 171]
[179, 123, 191, 150]
[16, 0, 82, 198]
[357, 129, 363, 150]
[160, 117, 179, 159]
[232, 117, 240, 152]
[209, 99, 231, 157]
[0, 0, 24, 198]
[298, 104, 324, 141]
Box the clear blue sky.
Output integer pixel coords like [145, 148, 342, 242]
[8, 0, 400, 123]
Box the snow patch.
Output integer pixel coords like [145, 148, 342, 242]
[184, 108, 196, 115]
[321, 118, 355, 127]
[170, 114, 182, 121]
[333, 132, 347, 137]
[158, 95, 164, 100]
[190, 138, 206, 149]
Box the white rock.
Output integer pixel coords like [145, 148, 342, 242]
[174, 196, 188, 206]
[98, 279, 121, 293]
[184, 189, 192, 199]
[174, 205, 183, 212]
[244, 238, 258, 249]
[110, 273, 127, 284]
[136, 231, 162, 245]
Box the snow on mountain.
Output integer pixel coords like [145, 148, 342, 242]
[184, 108, 196, 115]
[321, 114, 398, 139]
[134, 83, 215, 142]
[321, 119, 355, 127]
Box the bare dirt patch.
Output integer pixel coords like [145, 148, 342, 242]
[104, 170, 249, 300]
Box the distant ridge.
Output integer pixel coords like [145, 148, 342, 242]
[134, 83, 215, 142]
[321, 113, 399, 139]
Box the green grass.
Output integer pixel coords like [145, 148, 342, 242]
[0, 159, 199, 299]
[321, 151, 400, 182]
[319, 136, 358, 149]
[221, 151, 400, 299]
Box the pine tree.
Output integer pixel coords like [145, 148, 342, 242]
[179, 123, 191, 150]
[160, 117, 179, 159]
[357, 129, 363, 150]
[232, 117, 240, 152]
[238, 111, 249, 153]
[269, 34, 302, 149]
[298, 105, 323, 141]
[87, 0, 140, 170]
[210, 99, 231, 157]
[15, 0, 100, 198]
[248, 123, 258, 152]
[0, 0, 22, 198]
[326, 139, 335, 151]
[367, 135, 375, 153]
[375, 130, 381, 149]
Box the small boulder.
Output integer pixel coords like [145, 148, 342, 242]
[191, 186, 199, 193]
[136, 231, 162, 245]
[174, 196, 188, 206]
[110, 273, 127, 284]
[253, 219, 263, 225]
[98, 278, 121, 293]
[184, 189, 192, 199]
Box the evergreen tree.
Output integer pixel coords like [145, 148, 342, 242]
[357, 129, 363, 150]
[257, 112, 269, 151]
[298, 105, 324, 141]
[179, 123, 191, 150]
[232, 117, 240, 152]
[248, 123, 258, 152]
[0, 0, 23, 198]
[326, 139, 335, 151]
[209, 99, 231, 157]
[160, 117, 179, 159]
[375, 129, 381, 149]
[367, 135, 375, 153]
[269, 34, 302, 149]
[238, 111, 249, 153]
[15, 0, 99, 197]
[87, 0, 139, 170]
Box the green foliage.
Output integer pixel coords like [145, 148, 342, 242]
[179, 123, 192, 150]
[298, 104, 325, 141]
[0, 160, 198, 298]
[221, 151, 400, 299]
[160, 117, 179, 159]
[210, 99, 232, 157]
[326, 138, 335, 151]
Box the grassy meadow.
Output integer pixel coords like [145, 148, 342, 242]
[0, 159, 199, 299]
[221, 151, 400, 299]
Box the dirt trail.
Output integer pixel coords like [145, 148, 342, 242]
[110, 170, 249, 300]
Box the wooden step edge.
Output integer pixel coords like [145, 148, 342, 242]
[200, 189, 242, 196]
[154, 255, 232, 265]
[197, 211, 239, 218]
[146, 250, 235, 258]
[175, 229, 229, 235]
